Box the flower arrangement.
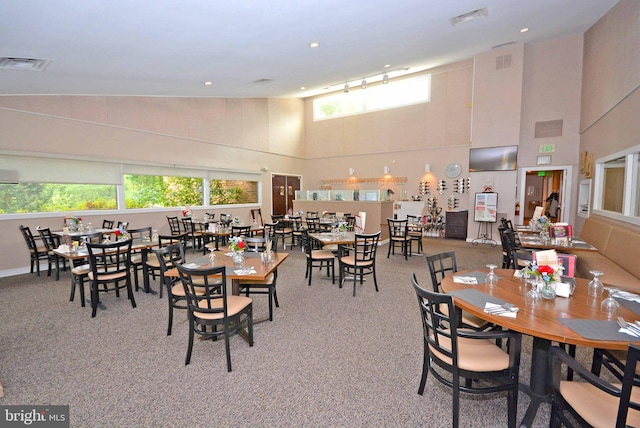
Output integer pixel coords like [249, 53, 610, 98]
[229, 236, 246, 252]
[537, 215, 551, 231]
[233, 217, 241, 225]
[114, 226, 129, 241]
[322, 211, 330, 218]
[338, 221, 348, 231]
[66, 215, 82, 225]
[527, 262, 556, 283]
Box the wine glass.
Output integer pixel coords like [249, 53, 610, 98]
[588, 270, 604, 297]
[600, 286, 620, 318]
[486, 264, 498, 287]
[525, 277, 542, 306]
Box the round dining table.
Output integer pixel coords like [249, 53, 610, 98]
[441, 268, 640, 427]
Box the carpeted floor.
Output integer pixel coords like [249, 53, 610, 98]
[0, 237, 592, 427]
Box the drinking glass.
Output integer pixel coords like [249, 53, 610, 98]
[600, 287, 620, 318]
[588, 270, 604, 297]
[525, 277, 542, 306]
[486, 264, 498, 287]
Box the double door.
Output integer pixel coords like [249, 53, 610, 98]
[271, 175, 300, 216]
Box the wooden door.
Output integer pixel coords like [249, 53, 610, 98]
[271, 175, 301, 216]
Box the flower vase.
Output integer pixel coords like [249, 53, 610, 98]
[232, 251, 244, 268]
[540, 280, 557, 299]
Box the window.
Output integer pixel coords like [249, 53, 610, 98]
[210, 180, 258, 205]
[313, 74, 431, 121]
[593, 146, 640, 225]
[124, 174, 203, 208]
[0, 183, 116, 214]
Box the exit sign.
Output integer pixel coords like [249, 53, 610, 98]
[539, 144, 555, 153]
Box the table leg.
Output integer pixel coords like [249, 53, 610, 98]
[141, 249, 158, 294]
[519, 337, 552, 427]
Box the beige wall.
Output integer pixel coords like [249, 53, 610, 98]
[577, 0, 640, 234]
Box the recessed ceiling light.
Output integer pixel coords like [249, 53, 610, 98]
[309, 42, 320, 48]
[300, 86, 306, 90]
[384, 64, 391, 68]
[204, 81, 213, 86]
[520, 28, 529, 33]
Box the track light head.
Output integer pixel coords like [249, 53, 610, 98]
[344, 83, 349, 93]
[361, 79, 367, 89]
[382, 73, 389, 84]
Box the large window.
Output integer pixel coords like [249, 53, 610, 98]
[593, 146, 640, 225]
[0, 154, 261, 215]
[0, 183, 116, 214]
[313, 74, 431, 121]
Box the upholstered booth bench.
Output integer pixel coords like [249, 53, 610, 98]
[575, 217, 640, 292]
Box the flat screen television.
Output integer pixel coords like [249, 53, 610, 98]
[469, 145, 518, 172]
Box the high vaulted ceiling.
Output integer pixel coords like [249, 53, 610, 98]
[0, 0, 617, 99]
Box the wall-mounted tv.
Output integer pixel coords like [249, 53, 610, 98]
[469, 145, 518, 172]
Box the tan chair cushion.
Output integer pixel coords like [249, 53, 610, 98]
[239, 273, 275, 285]
[193, 295, 252, 320]
[145, 259, 160, 268]
[88, 271, 127, 281]
[71, 264, 91, 275]
[429, 333, 510, 372]
[309, 250, 335, 260]
[559, 381, 640, 428]
[340, 255, 373, 267]
[171, 283, 205, 297]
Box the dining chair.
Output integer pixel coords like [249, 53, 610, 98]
[86, 239, 136, 318]
[19, 225, 48, 276]
[387, 218, 411, 260]
[301, 229, 335, 287]
[289, 216, 303, 247]
[102, 219, 115, 229]
[263, 222, 278, 244]
[239, 236, 280, 321]
[498, 226, 515, 269]
[166, 216, 182, 235]
[406, 215, 424, 254]
[338, 231, 380, 297]
[305, 217, 320, 233]
[127, 226, 153, 291]
[271, 215, 293, 249]
[69, 231, 103, 308]
[116, 221, 129, 231]
[149, 233, 189, 298]
[182, 217, 206, 251]
[231, 225, 252, 238]
[250, 208, 263, 226]
[176, 263, 253, 371]
[219, 213, 232, 226]
[550, 344, 640, 427]
[425, 251, 492, 332]
[153, 242, 193, 335]
[345, 215, 356, 232]
[411, 274, 522, 428]
[36, 226, 65, 279]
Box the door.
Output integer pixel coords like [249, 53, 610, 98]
[518, 167, 571, 225]
[271, 174, 301, 216]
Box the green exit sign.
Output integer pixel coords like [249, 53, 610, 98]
[539, 144, 555, 153]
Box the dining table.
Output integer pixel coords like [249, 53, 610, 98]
[441, 268, 640, 427]
[517, 232, 598, 252]
[52, 237, 159, 293]
[53, 228, 116, 241]
[204, 224, 264, 251]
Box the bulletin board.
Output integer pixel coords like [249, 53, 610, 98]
[474, 192, 498, 223]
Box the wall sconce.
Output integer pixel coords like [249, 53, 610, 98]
[383, 166, 390, 174]
[424, 163, 431, 173]
[343, 83, 349, 93]
[348, 168, 355, 176]
[382, 73, 389, 84]
[361, 79, 367, 89]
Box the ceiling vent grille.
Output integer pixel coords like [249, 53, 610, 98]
[253, 78, 274, 84]
[0, 57, 52, 71]
[449, 8, 488, 26]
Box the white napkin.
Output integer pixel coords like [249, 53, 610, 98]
[234, 268, 257, 275]
[57, 244, 70, 253]
[483, 302, 518, 318]
[615, 291, 640, 303]
[182, 263, 200, 268]
[453, 276, 478, 285]
[618, 327, 639, 337]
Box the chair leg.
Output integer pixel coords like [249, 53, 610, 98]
[78, 277, 85, 307]
[167, 297, 174, 336]
[224, 328, 233, 372]
[185, 317, 195, 365]
[418, 342, 430, 395]
[127, 280, 137, 308]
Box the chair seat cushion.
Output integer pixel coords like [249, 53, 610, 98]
[340, 256, 373, 267]
[171, 283, 205, 297]
[559, 381, 640, 428]
[145, 259, 160, 268]
[309, 250, 335, 260]
[71, 264, 91, 275]
[88, 270, 128, 281]
[429, 333, 510, 372]
[276, 228, 293, 234]
[194, 295, 252, 319]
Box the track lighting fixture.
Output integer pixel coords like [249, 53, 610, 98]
[344, 83, 349, 93]
[382, 73, 389, 84]
[361, 79, 367, 89]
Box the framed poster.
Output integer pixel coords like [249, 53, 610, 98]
[474, 192, 498, 223]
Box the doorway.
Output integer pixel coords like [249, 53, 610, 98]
[271, 174, 301, 216]
[518, 166, 573, 225]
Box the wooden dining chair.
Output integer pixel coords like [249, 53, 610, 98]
[550, 344, 640, 427]
[301, 229, 335, 287]
[338, 231, 380, 296]
[154, 242, 191, 335]
[387, 218, 411, 260]
[19, 225, 48, 276]
[412, 274, 522, 428]
[36, 226, 65, 279]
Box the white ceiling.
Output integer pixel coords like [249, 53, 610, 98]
[0, 0, 617, 99]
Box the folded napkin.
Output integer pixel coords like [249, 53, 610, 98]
[225, 252, 236, 257]
[453, 276, 478, 285]
[618, 327, 640, 337]
[616, 291, 640, 303]
[234, 268, 257, 275]
[484, 302, 518, 318]
[182, 263, 200, 268]
[57, 244, 71, 253]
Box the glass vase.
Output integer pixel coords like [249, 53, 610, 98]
[540, 280, 556, 299]
[232, 251, 244, 268]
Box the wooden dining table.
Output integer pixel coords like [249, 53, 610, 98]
[204, 224, 264, 251]
[517, 233, 598, 252]
[441, 268, 640, 427]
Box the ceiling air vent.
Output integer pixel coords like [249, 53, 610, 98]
[449, 8, 488, 26]
[253, 78, 274, 84]
[0, 57, 52, 72]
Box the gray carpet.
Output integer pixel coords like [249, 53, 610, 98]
[0, 238, 590, 427]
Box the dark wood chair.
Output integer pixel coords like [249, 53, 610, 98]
[338, 231, 380, 296]
[239, 236, 280, 321]
[412, 274, 522, 428]
[36, 227, 64, 279]
[166, 216, 182, 235]
[176, 263, 253, 371]
[406, 215, 424, 254]
[154, 242, 191, 335]
[387, 218, 411, 260]
[301, 229, 335, 287]
[550, 344, 640, 427]
[19, 225, 48, 276]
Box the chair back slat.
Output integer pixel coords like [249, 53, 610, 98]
[425, 251, 457, 293]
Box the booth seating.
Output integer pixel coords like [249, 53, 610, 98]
[576, 217, 640, 292]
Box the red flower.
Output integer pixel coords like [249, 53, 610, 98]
[237, 241, 245, 249]
[114, 229, 122, 236]
[537, 265, 554, 275]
